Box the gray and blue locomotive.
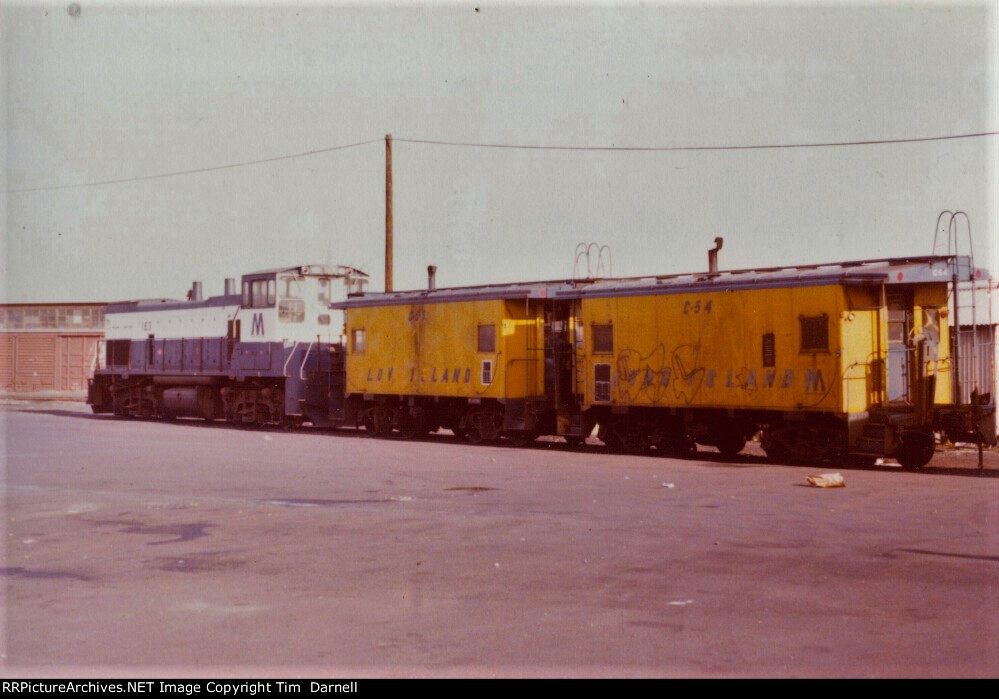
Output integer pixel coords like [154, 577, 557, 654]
[88, 264, 368, 425]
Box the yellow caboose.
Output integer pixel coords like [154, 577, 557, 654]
[336, 281, 561, 442]
[572, 258, 971, 467]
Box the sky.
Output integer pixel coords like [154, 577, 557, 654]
[3, 1, 997, 303]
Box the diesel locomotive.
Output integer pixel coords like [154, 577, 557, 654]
[88, 264, 368, 425]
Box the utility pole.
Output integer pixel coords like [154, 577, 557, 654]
[385, 133, 393, 292]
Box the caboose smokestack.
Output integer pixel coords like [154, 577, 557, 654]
[708, 237, 724, 274]
[427, 265, 437, 291]
[190, 281, 203, 301]
[224, 278, 236, 296]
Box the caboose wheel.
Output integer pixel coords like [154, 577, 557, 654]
[658, 435, 696, 458]
[466, 408, 503, 443]
[505, 430, 538, 447]
[896, 431, 934, 470]
[715, 433, 747, 458]
[610, 420, 650, 454]
[395, 412, 423, 440]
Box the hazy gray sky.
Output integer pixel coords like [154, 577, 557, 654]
[3, 1, 997, 302]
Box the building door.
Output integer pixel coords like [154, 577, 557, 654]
[58, 335, 101, 391]
[14, 335, 57, 392]
[0, 335, 14, 390]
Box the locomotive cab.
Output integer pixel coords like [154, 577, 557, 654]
[239, 265, 362, 346]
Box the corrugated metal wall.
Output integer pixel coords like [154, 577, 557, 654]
[955, 325, 996, 404]
[0, 333, 102, 392]
[0, 335, 14, 390]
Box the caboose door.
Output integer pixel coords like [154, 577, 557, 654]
[886, 288, 914, 403]
[544, 299, 581, 435]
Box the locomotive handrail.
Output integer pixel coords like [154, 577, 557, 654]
[299, 342, 315, 380]
[282, 341, 299, 376]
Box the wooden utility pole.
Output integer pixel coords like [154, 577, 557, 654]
[385, 133, 393, 292]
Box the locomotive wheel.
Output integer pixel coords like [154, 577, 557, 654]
[466, 408, 503, 444]
[255, 404, 271, 427]
[896, 431, 934, 470]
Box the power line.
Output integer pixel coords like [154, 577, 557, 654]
[7, 138, 383, 193]
[8, 129, 997, 194]
[395, 130, 999, 152]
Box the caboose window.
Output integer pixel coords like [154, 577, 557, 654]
[594, 363, 612, 402]
[762, 333, 776, 367]
[800, 315, 828, 352]
[352, 328, 366, 354]
[481, 359, 493, 385]
[478, 324, 496, 353]
[593, 324, 613, 354]
[242, 281, 251, 306]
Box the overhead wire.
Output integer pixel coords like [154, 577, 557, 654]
[7, 137, 383, 193]
[394, 130, 999, 152]
[7, 130, 998, 193]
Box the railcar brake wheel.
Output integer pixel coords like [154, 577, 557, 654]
[896, 431, 934, 470]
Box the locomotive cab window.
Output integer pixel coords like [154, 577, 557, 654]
[592, 324, 613, 354]
[478, 324, 496, 353]
[244, 278, 277, 308]
[278, 275, 305, 323]
[317, 278, 331, 304]
[799, 315, 829, 352]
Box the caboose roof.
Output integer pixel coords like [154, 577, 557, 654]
[335, 255, 988, 308]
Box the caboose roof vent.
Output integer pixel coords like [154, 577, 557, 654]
[708, 237, 724, 275]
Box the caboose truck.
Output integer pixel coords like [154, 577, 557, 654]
[88, 265, 368, 425]
[329, 255, 995, 469]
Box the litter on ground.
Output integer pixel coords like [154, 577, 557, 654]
[807, 472, 845, 488]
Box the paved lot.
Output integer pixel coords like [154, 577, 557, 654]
[2, 401, 997, 677]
